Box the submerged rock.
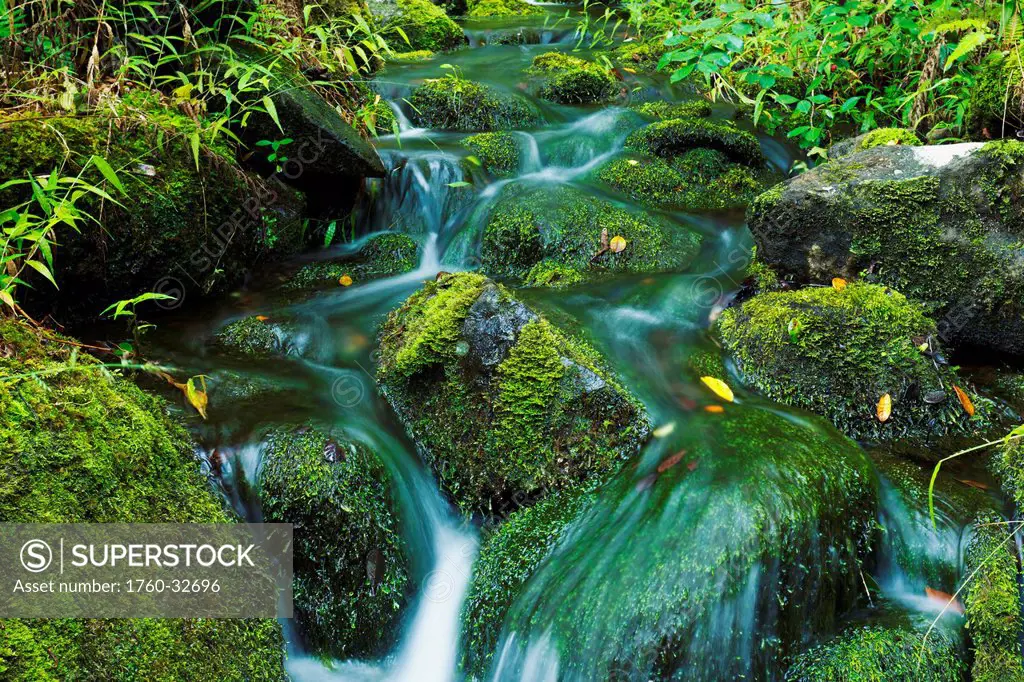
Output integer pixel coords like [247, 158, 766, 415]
[480, 183, 702, 287]
[785, 622, 965, 681]
[0, 320, 285, 678]
[598, 117, 771, 211]
[469, 408, 877, 679]
[748, 140, 1024, 355]
[527, 52, 618, 105]
[717, 282, 993, 446]
[0, 102, 305, 322]
[376, 273, 651, 515]
[284, 233, 419, 290]
[409, 75, 539, 131]
[257, 425, 409, 658]
[215, 315, 298, 358]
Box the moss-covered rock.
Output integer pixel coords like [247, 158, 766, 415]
[461, 131, 521, 176]
[376, 273, 650, 515]
[390, 48, 435, 61]
[477, 408, 877, 679]
[0, 320, 285, 679]
[257, 425, 409, 658]
[284, 233, 419, 290]
[830, 128, 922, 159]
[747, 141, 1024, 355]
[631, 99, 712, 120]
[785, 624, 965, 681]
[967, 51, 1024, 139]
[597, 118, 769, 211]
[409, 75, 539, 131]
[612, 40, 663, 72]
[528, 52, 618, 105]
[480, 184, 702, 286]
[369, 0, 464, 52]
[214, 316, 295, 358]
[466, 0, 542, 17]
[963, 513, 1024, 682]
[461, 489, 593, 675]
[0, 104, 305, 322]
[717, 282, 993, 445]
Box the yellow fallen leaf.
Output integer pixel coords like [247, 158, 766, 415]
[877, 393, 892, 422]
[704, 404, 724, 414]
[627, 159, 640, 166]
[255, 315, 269, 322]
[622, 67, 637, 74]
[701, 376, 734, 402]
[185, 376, 209, 419]
[339, 274, 353, 287]
[832, 277, 847, 291]
[652, 422, 675, 438]
[609, 235, 627, 253]
[953, 385, 975, 416]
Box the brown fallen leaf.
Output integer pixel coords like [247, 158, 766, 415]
[956, 479, 989, 491]
[877, 393, 892, 422]
[832, 277, 848, 291]
[657, 450, 686, 473]
[953, 385, 975, 417]
[925, 587, 964, 615]
[687, 459, 699, 472]
[255, 315, 269, 322]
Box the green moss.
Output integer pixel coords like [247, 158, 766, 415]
[687, 348, 728, 380]
[631, 99, 712, 120]
[0, 101, 303, 321]
[858, 127, 922, 151]
[462, 131, 521, 176]
[389, 0, 464, 52]
[481, 184, 702, 284]
[598, 150, 766, 211]
[994, 436, 1024, 510]
[625, 117, 764, 165]
[486, 408, 877, 678]
[612, 41, 663, 72]
[258, 426, 409, 658]
[747, 245, 782, 292]
[967, 51, 1023, 138]
[785, 625, 964, 681]
[467, 0, 542, 17]
[284, 233, 418, 290]
[409, 75, 539, 131]
[0, 320, 284, 680]
[376, 273, 650, 514]
[461, 490, 594, 676]
[524, 259, 586, 288]
[390, 49, 435, 61]
[362, 99, 397, 136]
[528, 52, 617, 105]
[963, 513, 1024, 682]
[717, 282, 994, 444]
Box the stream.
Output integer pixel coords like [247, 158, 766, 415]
[146, 5, 1002, 680]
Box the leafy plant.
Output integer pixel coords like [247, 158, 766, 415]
[255, 137, 293, 172]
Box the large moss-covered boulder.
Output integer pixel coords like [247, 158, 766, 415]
[376, 273, 651, 515]
[409, 75, 539, 131]
[717, 282, 992, 445]
[527, 52, 618, 105]
[0, 104, 305, 322]
[748, 141, 1024, 355]
[963, 513, 1024, 682]
[467, 408, 877, 679]
[480, 184, 702, 287]
[368, 0, 464, 52]
[284, 233, 419, 290]
[598, 117, 770, 211]
[239, 48, 386, 185]
[257, 426, 409, 658]
[0, 320, 285, 679]
[785, 623, 965, 681]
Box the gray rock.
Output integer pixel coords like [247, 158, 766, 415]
[462, 283, 538, 367]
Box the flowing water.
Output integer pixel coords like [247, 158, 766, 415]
[146, 5, 1005, 680]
